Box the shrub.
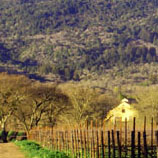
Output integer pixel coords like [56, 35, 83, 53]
[7, 131, 17, 141]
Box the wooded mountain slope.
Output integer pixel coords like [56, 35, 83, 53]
[0, 0, 158, 85]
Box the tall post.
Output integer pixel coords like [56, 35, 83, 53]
[131, 131, 135, 158]
[101, 130, 105, 158]
[96, 130, 100, 158]
[143, 131, 148, 158]
[125, 118, 128, 158]
[71, 131, 75, 158]
[117, 131, 121, 158]
[138, 132, 141, 158]
[151, 117, 154, 157]
[112, 130, 115, 158]
[155, 131, 158, 158]
[108, 131, 111, 158]
[144, 116, 146, 133]
[133, 117, 136, 132]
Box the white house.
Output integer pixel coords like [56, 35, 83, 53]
[104, 98, 138, 122]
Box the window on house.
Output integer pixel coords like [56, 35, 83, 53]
[122, 109, 125, 113]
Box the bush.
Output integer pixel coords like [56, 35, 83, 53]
[7, 131, 17, 141]
[0, 130, 3, 137]
[17, 131, 26, 136]
[16, 132, 27, 141]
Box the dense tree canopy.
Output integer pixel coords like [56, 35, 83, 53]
[0, 73, 118, 133]
[0, 0, 158, 81]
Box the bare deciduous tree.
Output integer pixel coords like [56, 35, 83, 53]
[0, 73, 31, 141]
[135, 87, 158, 124]
[60, 85, 99, 125]
[14, 83, 69, 134]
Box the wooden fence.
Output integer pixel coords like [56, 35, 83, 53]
[28, 117, 158, 158]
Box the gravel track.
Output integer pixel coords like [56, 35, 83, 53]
[0, 143, 25, 158]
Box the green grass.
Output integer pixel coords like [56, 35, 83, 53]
[15, 140, 70, 158]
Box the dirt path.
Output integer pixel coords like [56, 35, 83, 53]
[0, 143, 25, 158]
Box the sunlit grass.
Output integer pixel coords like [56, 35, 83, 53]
[15, 140, 70, 158]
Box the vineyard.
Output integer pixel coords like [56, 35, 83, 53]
[27, 117, 158, 158]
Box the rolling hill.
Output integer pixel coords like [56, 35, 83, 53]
[0, 0, 158, 89]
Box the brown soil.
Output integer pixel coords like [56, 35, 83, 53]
[0, 143, 25, 158]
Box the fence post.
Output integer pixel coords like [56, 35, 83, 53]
[119, 118, 122, 148]
[76, 129, 80, 157]
[92, 129, 96, 158]
[86, 120, 90, 157]
[117, 131, 121, 158]
[56, 131, 58, 150]
[144, 116, 146, 133]
[143, 131, 148, 158]
[64, 130, 68, 154]
[143, 116, 148, 158]
[112, 130, 115, 158]
[101, 130, 105, 158]
[61, 131, 64, 151]
[131, 131, 135, 158]
[74, 130, 77, 155]
[125, 118, 128, 158]
[91, 121, 93, 158]
[96, 130, 100, 158]
[138, 131, 141, 158]
[52, 128, 54, 150]
[84, 130, 87, 158]
[133, 117, 136, 132]
[71, 130, 75, 157]
[108, 131, 111, 158]
[151, 117, 154, 157]
[80, 127, 84, 158]
[59, 131, 61, 151]
[155, 131, 158, 158]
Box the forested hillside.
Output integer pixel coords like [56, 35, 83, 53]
[1, 0, 158, 87]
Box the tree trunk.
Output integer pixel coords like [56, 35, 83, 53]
[1, 122, 7, 143]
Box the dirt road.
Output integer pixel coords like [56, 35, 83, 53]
[0, 143, 25, 158]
